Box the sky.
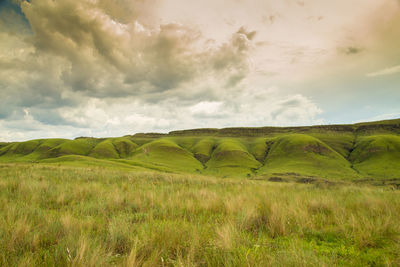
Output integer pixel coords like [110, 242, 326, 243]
[0, 0, 400, 141]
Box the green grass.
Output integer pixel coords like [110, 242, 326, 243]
[247, 137, 269, 162]
[89, 140, 120, 159]
[0, 140, 41, 156]
[0, 142, 8, 149]
[258, 134, 360, 179]
[130, 139, 204, 173]
[112, 137, 138, 158]
[350, 135, 400, 179]
[191, 138, 216, 164]
[40, 155, 149, 171]
[129, 137, 155, 147]
[35, 139, 68, 152]
[0, 139, 68, 162]
[171, 137, 201, 151]
[47, 138, 99, 157]
[0, 119, 399, 180]
[0, 164, 399, 266]
[308, 132, 355, 158]
[205, 138, 261, 177]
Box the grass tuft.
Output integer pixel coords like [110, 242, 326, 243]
[0, 164, 399, 266]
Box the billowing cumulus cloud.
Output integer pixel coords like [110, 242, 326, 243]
[0, 0, 399, 141]
[18, 0, 257, 97]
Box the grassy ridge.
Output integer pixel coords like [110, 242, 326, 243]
[191, 138, 215, 164]
[48, 138, 99, 157]
[113, 137, 138, 158]
[205, 138, 261, 177]
[0, 119, 399, 180]
[89, 140, 120, 159]
[350, 135, 400, 178]
[130, 139, 204, 173]
[0, 164, 399, 266]
[259, 134, 359, 179]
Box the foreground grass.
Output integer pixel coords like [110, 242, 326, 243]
[0, 164, 399, 266]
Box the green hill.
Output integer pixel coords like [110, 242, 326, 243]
[46, 138, 99, 157]
[0, 140, 41, 162]
[258, 134, 359, 179]
[205, 138, 261, 177]
[247, 137, 270, 162]
[0, 118, 399, 180]
[191, 138, 216, 164]
[129, 138, 204, 173]
[89, 140, 120, 159]
[0, 140, 40, 156]
[25, 139, 68, 160]
[350, 135, 400, 179]
[112, 137, 138, 157]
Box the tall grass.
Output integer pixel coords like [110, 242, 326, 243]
[0, 163, 399, 266]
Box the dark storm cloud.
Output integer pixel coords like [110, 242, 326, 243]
[0, 0, 31, 34]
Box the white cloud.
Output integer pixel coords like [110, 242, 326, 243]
[190, 101, 223, 116]
[366, 65, 400, 77]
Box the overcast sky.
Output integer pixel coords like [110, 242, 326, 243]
[0, 0, 400, 141]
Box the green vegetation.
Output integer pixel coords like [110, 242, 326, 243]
[130, 139, 204, 173]
[0, 119, 399, 180]
[0, 119, 399, 265]
[0, 164, 399, 266]
[41, 155, 146, 171]
[0, 140, 40, 162]
[48, 138, 99, 157]
[205, 138, 261, 177]
[90, 140, 120, 159]
[191, 138, 215, 164]
[307, 132, 354, 158]
[113, 138, 138, 158]
[350, 135, 400, 179]
[247, 137, 269, 162]
[258, 134, 359, 179]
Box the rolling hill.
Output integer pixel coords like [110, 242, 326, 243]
[258, 134, 359, 179]
[1, 118, 399, 180]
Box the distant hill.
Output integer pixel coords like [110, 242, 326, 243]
[1, 118, 400, 180]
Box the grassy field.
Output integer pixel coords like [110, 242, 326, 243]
[0, 164, 399, 266]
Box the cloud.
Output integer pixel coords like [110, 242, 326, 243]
[0, 0, 258, 125]
[1, 0, 398, 141]
[338, 46, 363, 55]
[367, 65, 400, 77]
[269, 95, 323, 125]
[190, 101, 224, 117]
[0, 0, 31, 34]
[17, 0, 257, 98]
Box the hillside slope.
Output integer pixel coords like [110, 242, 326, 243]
[350, 135, 400, 178]
[258, 134, 359, 179]
[0, 119, 399, 180]
[204, 138, 261, 177]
